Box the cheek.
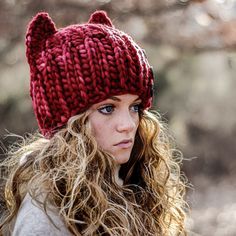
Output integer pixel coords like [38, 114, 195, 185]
[134, 117, 139, 131]
[89, 118, 110, 149]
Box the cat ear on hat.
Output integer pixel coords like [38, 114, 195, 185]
[88, 10, 114, 27]
[25, 12, 57, 64]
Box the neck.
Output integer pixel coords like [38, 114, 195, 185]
[114, 165, 123, 186]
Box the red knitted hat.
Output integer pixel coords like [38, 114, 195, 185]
[25, 11, 154, 138]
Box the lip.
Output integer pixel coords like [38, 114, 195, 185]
[114, 139, 133, 149]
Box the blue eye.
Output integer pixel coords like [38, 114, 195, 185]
[98, 105, 114, 114]
[131, 104, 141, 113]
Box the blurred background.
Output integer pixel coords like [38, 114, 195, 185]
[0, 0, 235, 235]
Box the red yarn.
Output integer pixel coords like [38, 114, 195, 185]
[88, 10, 113, 27]
[25, 11, 154, 138]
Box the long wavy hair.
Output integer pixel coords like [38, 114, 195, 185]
[0, 110, 188, 235]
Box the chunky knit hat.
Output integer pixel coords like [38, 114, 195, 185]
[26, 11, 154, 138]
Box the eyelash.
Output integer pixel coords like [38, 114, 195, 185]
[98, 104, 141, 115]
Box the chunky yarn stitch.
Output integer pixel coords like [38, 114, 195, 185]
[25, 10, 154, 137]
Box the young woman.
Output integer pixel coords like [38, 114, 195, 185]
[0, 11, 187, 235]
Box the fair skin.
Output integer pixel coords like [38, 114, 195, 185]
[88, 94, 141, 165]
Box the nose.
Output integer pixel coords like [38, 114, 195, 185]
[116, 110, 137, 133]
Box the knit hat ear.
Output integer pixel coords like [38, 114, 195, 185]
[26, 12, 57, 62]
[88, 10, 113, 27]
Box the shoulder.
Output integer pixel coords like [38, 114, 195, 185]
[12, 193, 73, 236]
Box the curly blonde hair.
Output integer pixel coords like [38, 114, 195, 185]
[0, 110, 188, 235]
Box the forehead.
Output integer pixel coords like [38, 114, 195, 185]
[99, 94, 139, 103]
[89, 94, 140, 109]
[109, 94, 139, 101]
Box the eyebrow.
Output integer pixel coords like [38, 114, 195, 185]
[109, 96, 141, 102]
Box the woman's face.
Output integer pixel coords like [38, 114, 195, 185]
[88, 94, 141, 164]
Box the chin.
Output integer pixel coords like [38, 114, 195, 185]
[115, 154, 131, 165]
